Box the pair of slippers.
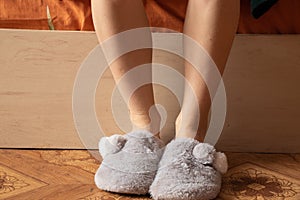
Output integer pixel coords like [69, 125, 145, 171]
[95, 130, 228, 200]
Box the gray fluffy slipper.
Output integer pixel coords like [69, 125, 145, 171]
[94, 130, 164, 195]
[150, 138, 228, 200]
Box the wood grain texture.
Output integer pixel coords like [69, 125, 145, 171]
[0, 29, 98, 148]
[0, 150, 300, 199]
[219, 35, 300, 152]
[0, 29, 300, 152]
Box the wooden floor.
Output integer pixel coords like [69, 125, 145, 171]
[0, 150, 300, 200]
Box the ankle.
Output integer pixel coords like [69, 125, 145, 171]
[175, 113, 206, 142]
[130, 113, 151, 131]
[130, 110, 161, 137]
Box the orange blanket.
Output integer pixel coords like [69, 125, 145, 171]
[0, 0, 299, 33]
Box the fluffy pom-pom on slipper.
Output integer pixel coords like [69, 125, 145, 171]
[95, 130, 164, 195]
[150, 137, 228, 200]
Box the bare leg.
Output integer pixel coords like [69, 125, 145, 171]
[176, 0, 240, 141]
[91, 0, 160, 135]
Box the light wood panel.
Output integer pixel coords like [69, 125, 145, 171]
[0, 29, 97, 148]
[0, 149, 299, 199]
[0, 29, 300, 152]
[219, 35, 300, 152]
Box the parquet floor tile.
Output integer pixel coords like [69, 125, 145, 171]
[0, 150, 299, 200]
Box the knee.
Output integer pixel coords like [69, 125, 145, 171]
[188, 0, 240, 16]
[188, 0, 238, 9]
[188, 0, 217, 6]
[94, 0, 143, 6]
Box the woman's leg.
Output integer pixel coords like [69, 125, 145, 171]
[176, 0, 240, 141]
[91, 0, 160, 135]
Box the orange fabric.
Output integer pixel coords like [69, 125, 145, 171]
[144, 0, 300, 34]
[238, 0, 300, 33]
[143, 0, 187, 32]
[0, 0, 93, 31]
[0, 0, 299, 33]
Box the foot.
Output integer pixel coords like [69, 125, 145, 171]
[95, 130, 164, 195]
[150, 137, 228, 200]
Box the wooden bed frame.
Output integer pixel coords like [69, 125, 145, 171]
[0, 28, 299, 153]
